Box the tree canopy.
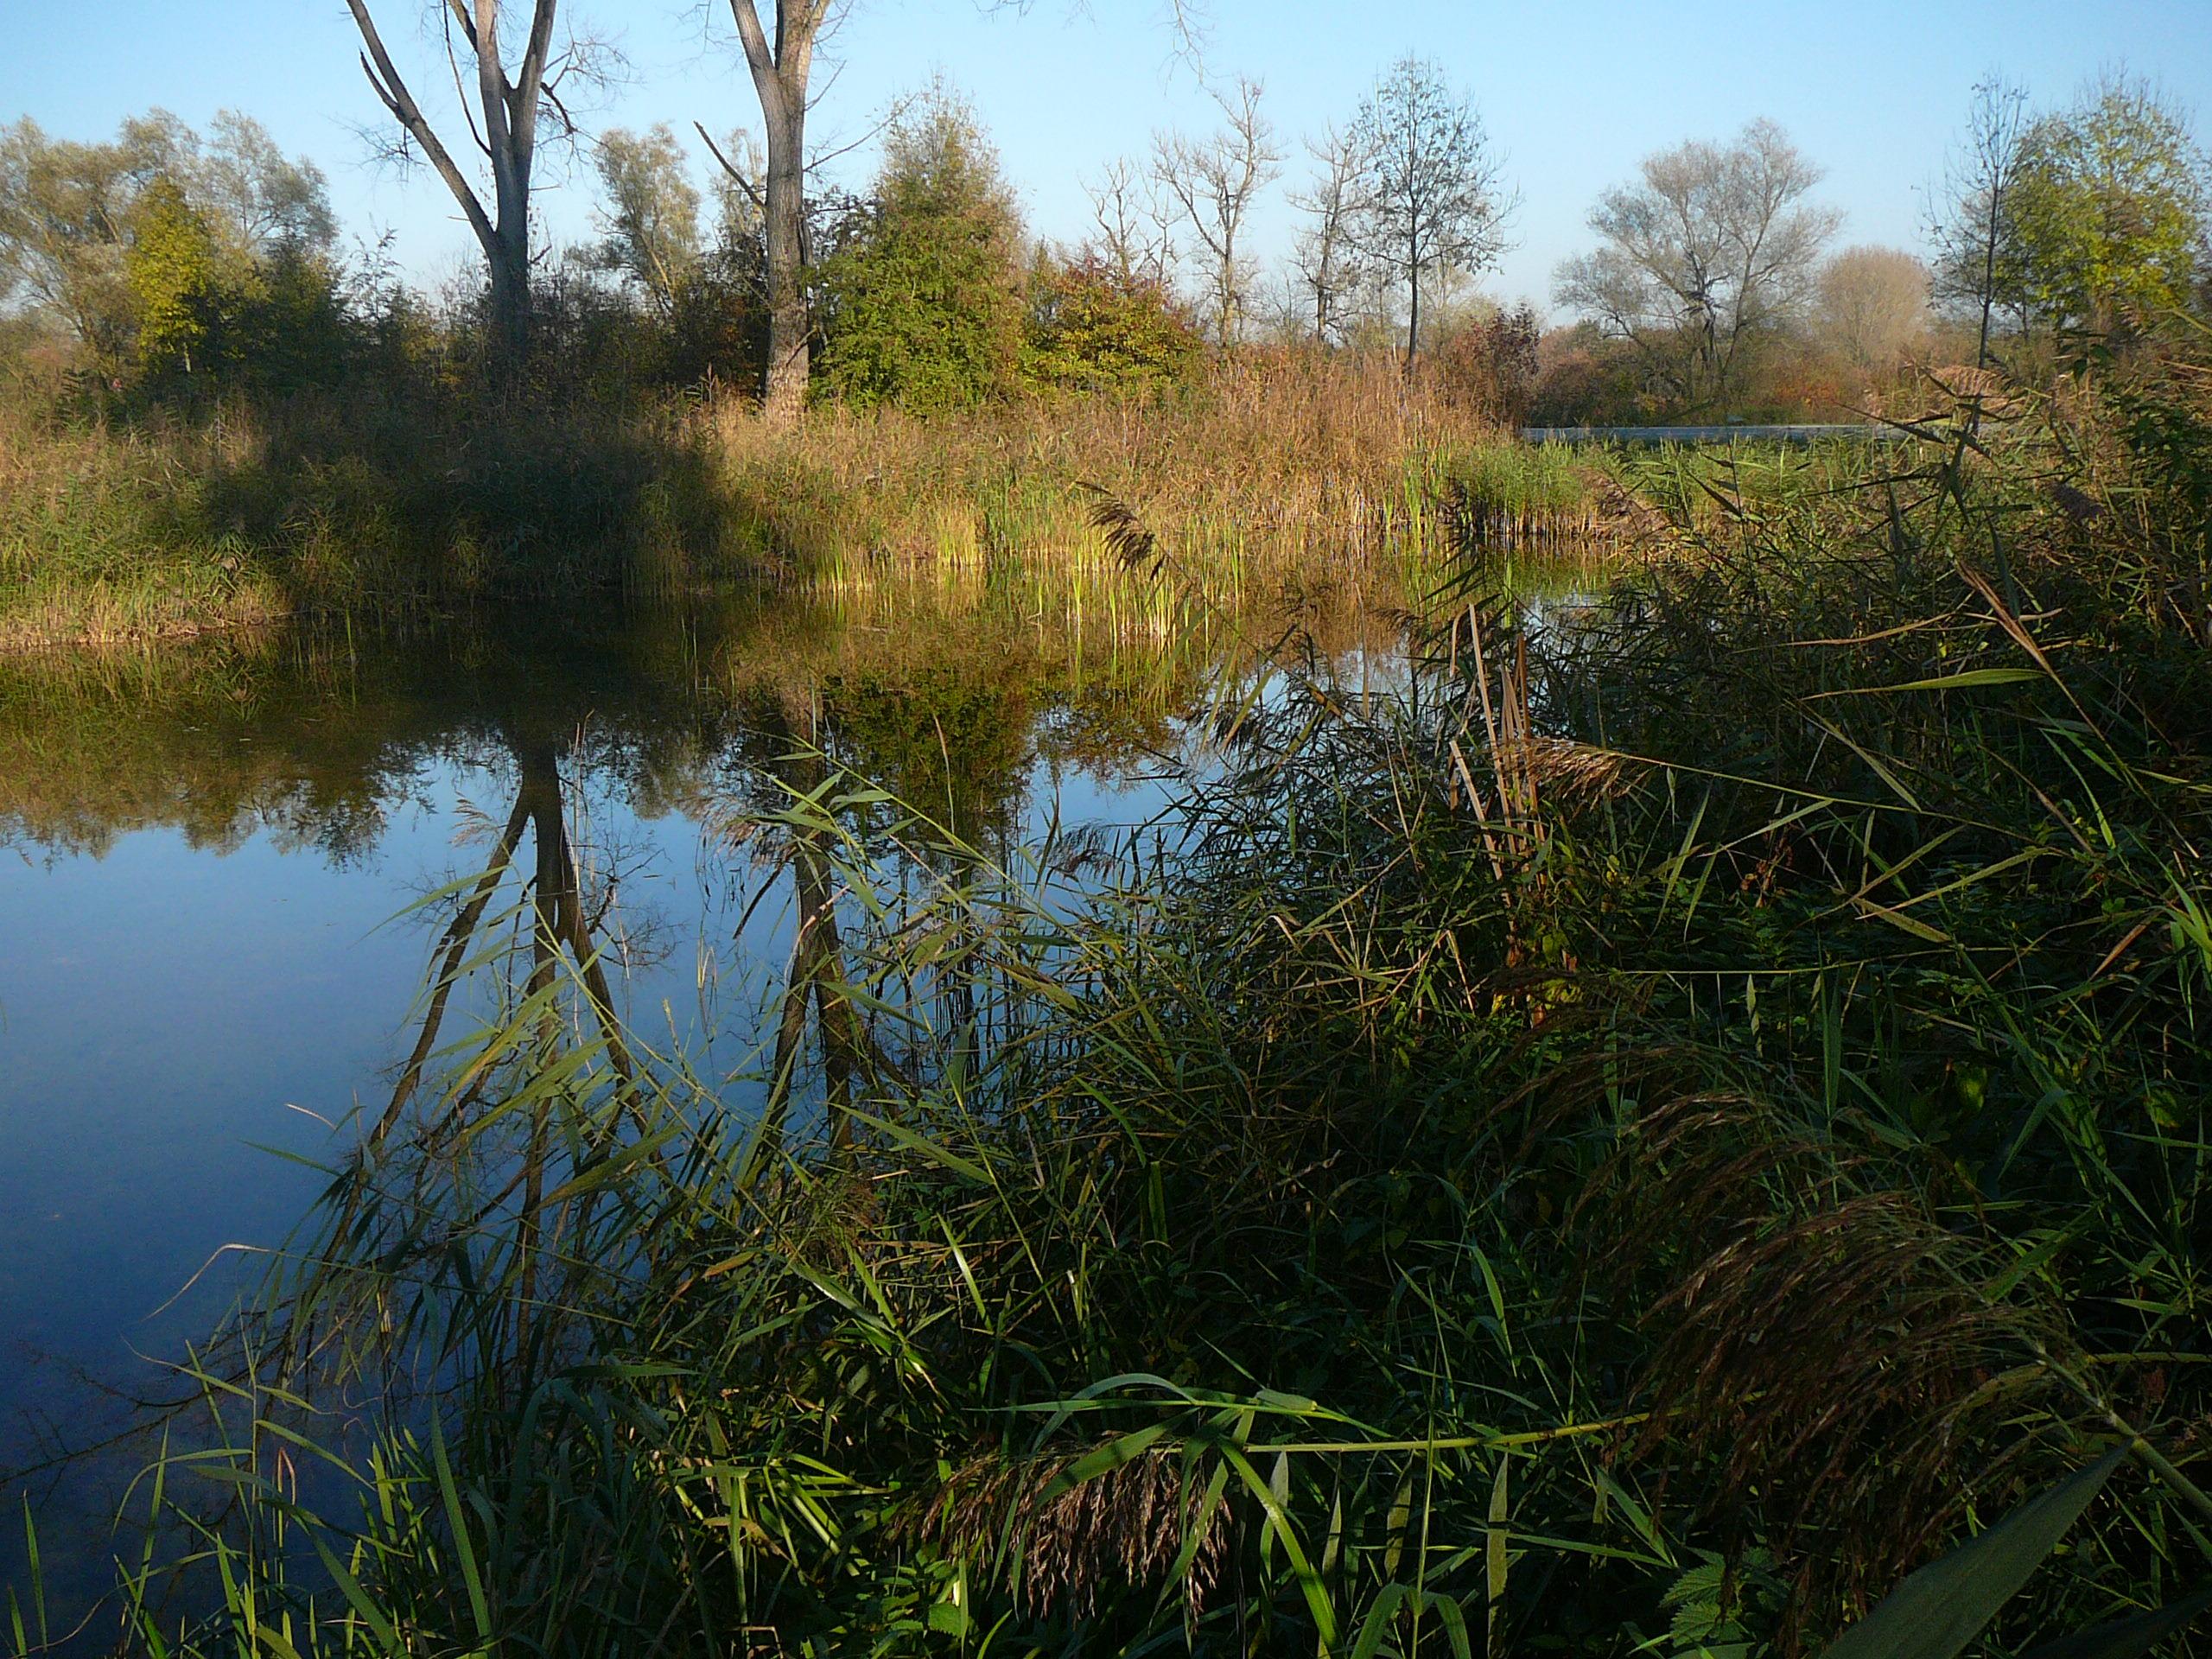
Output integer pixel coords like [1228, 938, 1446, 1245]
[0, 109, 335, 375]
[1555, 118, 1837, 416]
[2003, 76, 2209, 336]
[817, 87, 1027, 413]
[1344, 56, 1510, 372]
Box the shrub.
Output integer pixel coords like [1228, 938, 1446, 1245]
[816, 87, 1027, 413]
[1022, 251, 1204, 394]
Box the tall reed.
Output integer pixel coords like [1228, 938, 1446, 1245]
[17, 355, 2212, 1656]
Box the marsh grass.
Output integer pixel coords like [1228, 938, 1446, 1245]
[16, 358, 2212, 1656]
[3, 354, 1626, 650]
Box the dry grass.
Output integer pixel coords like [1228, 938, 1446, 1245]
[686, 351, 1573, 577]
[3, 353, 1632, 649]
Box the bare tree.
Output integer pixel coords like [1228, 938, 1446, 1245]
[1288, 122, 1370, 343]
[1927, 75, 2030, 366]
[1084, 156, 1174, 289]
[1345, 57, 1511, 373]
[721, 1, 832, 423]
[1817, 245, 1931, 372]
[345, 0, 604, 378]
[1555, 118, 1837, 415]
[1152, 77, 1281, 345]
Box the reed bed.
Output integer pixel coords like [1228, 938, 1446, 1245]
[1, 355, 1622, 650]
[690, 354, 1620, 586]
[20, 360, 2211, 1656]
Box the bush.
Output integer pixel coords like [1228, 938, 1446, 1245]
[816, 88, 1027, 413]
[1428, 300, 1540, 424]
[1021, 252, 1204, 394]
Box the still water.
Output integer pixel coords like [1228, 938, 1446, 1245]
[3, 575, 1413, 1582]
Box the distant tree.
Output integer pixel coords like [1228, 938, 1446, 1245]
[588, 125, 703, 319]
[1556, 118, 1838, 416]
[197, 111, 336, 257]
[0, 110, 334, 372]
[343, 0, 611, 379]
[2006, 76, 2209, 340]
[1152, 78, 1281, 346]
[0, 118, 152, 362]
[1083, 157, 1175, 290]
[1928, 74, 2031, 365]
[1344, 57, 1511, 373]
[1287, 122, 1371, 344]
[1817, 245, 1931, 371]
[124, 178, 229, 378]
[816, 88, 1026, 412]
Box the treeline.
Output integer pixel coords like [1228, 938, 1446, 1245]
[1546, 74, 2212, 423]
[3, 42, 2209, 426]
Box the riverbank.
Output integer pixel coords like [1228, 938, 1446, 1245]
[29, 349, 2207, 1655]
[0, 358, 1625, 652]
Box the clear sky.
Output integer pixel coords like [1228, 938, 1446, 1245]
[6, 2, 2210, 315]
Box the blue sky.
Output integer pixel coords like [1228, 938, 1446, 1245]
[6, 2, 2210, 315]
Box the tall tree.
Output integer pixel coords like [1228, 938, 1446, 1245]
[1152, 78, 1281, 346]
[344, 0, 596, 378]
[1928, 74, 2031, 366]
[724, 0, 830, 423]
[1556, 118, 1837, 415]
[588, 124, 703, 319]
[1288, 122, 1371, 343]
[1345, 57, 1510, 373]
[2006, 75, 2209, 340]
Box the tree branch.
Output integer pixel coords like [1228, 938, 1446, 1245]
[694, 120, 766, 219]
[346, 0, 497, 255]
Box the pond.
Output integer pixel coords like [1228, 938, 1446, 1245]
[0, 567, 1432, 1602]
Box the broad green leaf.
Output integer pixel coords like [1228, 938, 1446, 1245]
[1820, 1449, 2126, 1659]
[2018, 1589, 2212, 1659]
[1352, 1585, 1473, 1659]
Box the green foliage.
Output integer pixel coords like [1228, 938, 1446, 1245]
[2005, 77, 2210, 336]
[817, 87, 1027, 413]
[1021, 251, 1204, 394]
[123, 175, 232, 378]
[0, 108, 331, 373]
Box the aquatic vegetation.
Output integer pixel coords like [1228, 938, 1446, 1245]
[0, 354, 1622, 650]
[12, 356, 2212, 1656]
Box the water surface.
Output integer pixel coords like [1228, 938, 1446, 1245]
[7, 579, 1363, 1551]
